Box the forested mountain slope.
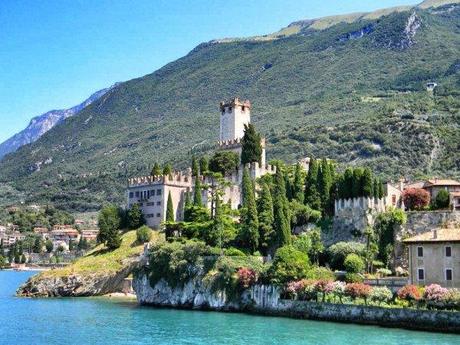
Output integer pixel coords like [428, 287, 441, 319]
[0, 2, 459, 211]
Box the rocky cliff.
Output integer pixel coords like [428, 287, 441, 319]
[17, 260, 137, 297]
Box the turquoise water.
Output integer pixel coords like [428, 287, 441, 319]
[1, 271, 459, 345]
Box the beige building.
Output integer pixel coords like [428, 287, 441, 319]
[404, 227, 460, 288]
[127, 98, 275, 229]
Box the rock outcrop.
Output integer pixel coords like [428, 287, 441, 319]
[17, 259, 138, 297]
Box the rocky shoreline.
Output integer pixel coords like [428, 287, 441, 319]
[17, 261, 137, 297]
[133, 272, 460, 333]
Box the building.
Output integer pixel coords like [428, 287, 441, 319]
[127, 98, 276, 229]
[422, 179, 460, 201]
[81, 229, 99, 242]
[33, 227, 49, 239]
[0, 231, 26, 247]
[404, 226, 460, 288]
[49, 225, 80, 249]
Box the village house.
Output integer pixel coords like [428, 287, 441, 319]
[33, 227, 49, 239]
[49, 225, 80, 250]
[404, 225, 460, 288]
[81, 229, 99, 242]
[127, 98, 276, 229]
[405, 178, 460, 210]
[0, 231, 26, 247]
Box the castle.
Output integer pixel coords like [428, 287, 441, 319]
[127, 98, 275, 229]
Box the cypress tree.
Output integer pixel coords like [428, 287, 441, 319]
[239, 168, 259, 252]
[199, 156, 209, 175]
[273, 168, 291, 249]
[191, 156, 199, 177]
[193, 176, 202, 206]
[352, 168, 364, 198]
[378, 179, 385, 199]
[362, 168, 374, 197]
[373, 178, 379, 199]
[343, 168, 354, 199]
[304, 158, 321, 210]
[163, 163, 172, 176]
[166, 191, 174, 222]
[293, 163, 304, 203]
[241, 123, 262, 165]
[257, 182, 275, 256]
[184, 191, 192, 221]
[127, 203, 145, 229]
[284, 173, 293, 201]
[151, 163, 162, 176]
[317, 158, 332, 212]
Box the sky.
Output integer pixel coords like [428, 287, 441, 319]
[0, 0, 420, 143]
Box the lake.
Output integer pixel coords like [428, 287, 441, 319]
[1, 270, 459, 345]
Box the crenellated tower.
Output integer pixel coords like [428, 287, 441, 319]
[219, 97, 251, 142]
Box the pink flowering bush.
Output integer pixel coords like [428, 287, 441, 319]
[314, 279, 334, 302]
[397, 285, 422, 306]
[345, 283, 372, 304]
[237, 267, 257, 289]
[442, 289, 460, 310]
[329, 281, 346, 303]
[424, 284, 448, 304]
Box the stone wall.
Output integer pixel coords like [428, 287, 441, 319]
[133, 273, 460, 333]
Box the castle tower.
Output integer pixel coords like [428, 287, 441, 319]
[219, 98, 251, 142]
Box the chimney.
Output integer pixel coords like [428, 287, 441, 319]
[433, 229, 437, 239]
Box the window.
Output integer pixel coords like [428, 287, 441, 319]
[417, 246, 423, 257]
[150, 190, 155, 196]
[156, 189, 162, 196]
[138, 203, 143, 207]
[446, 269, 453, 281]
[129, 192, 134, 198]
[145, 214, 154, 218]
[446, 246, 452, 257]
[146, 202, 155, 206]
[156, 213, 161, 218]
[156, 201, 161, 206]
[135, 191, 140, 198]
[417, 268, 425, 281]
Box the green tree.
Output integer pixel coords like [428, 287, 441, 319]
[45, 240, 53, 253]
[293, 163, 304, 203]
[20, 254, 27, 264]
[373, 178, 380, 199]
[268, 245, 310, 285]
[362, 168, 374, 197]
[97, 204, 122, 250]
[304, 158, 321, 210]
[193, 176, 203, 207]
[127, 203, 145, 229]
[199, 156, 209, 175]
[317, 158, 332, 212]
[308, 228, 324, 265]
[433, 189, 450, 209]
[273, 168, 291, 250]
[241, 123, 262, 165]
[191, 156, 199, 177]
[344, 253, 365, 273]
[151, 162, 162, 176]
[78, 237, 89, 250]
[257, 182, 275, 255]
[0, 255, 6, 268]
[209, 151, 239, 176]
[352, 168, 364, 198]
[342, 168, 354, 199]
[378, 179, 385, 198]
[166, 191, 175, 222]
[239, 168, 259, 252]
[33, 237, 43, 253]
[183, 191, 192, 221]
[136, 225, 152, 243]
[374, 208, 407, 267]
[163, 163, 172, 176]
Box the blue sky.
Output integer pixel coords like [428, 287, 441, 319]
[0, 0, 419, 143]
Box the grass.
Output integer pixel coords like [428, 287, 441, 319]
[40, 230, 163, 278]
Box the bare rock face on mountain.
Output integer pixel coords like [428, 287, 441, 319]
[0, 85, 116, 160]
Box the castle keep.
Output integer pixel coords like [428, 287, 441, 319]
[127, 98, 275, 229]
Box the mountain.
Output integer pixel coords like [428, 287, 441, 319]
[0, 86, 115, 159]
[0, 0, 459, 212]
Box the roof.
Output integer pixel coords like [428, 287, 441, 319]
[450, 192, 460, 197]
[403, 228, 460, 243]
[424, 179, 460, 187]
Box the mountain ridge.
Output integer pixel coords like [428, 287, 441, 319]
[0, 1, 458, 212]
[0, 85, 117, 159]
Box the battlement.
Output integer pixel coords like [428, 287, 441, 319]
[334, 197, 387, 215]
[220, 97, 251, 112]
[217, 137, 242, 148]
[128, 171, 192, 188]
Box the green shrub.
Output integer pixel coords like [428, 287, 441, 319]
[432, 190, 450, 210]
[136, 225, 152, 244]
[224, 247, 246, 256]
[370, 286, 393, 305]
[327, 242, 365, 270]
[345, 272, 364, 283]
[344, 253, 365, 273]
[306, 266, 335, 281]
[268, 245, 310, 285]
